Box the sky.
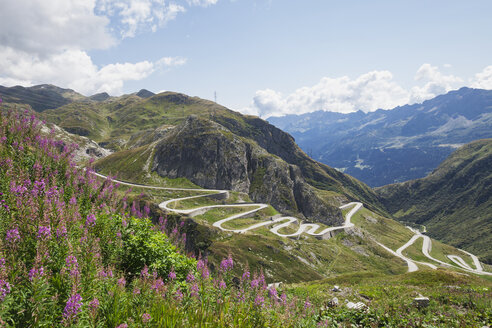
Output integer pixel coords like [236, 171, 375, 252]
[1, 0, 492, 118]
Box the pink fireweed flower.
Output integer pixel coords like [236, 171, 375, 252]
[133, 287, 141, 295]
[88, 298, 99, 316]
[251, 279, 259, 289]
[6, 228, 20, 243]
[63, 293, 83, 322]
[281, 293, 287, 305]
[168, 270, 176, 280]
[220, 255, 233, 272]
[186, 272, 195, 283]
[0, 279, 11, 301]
[141, 266, 150, 279]
[174, 288, 184, 302]
[201, 266, 210, 279]
[37, 226, 51, 240]
[254, 294, 265, 307]
[56, 225, 67, 239]
[304, 298, 312, 309]
[142, 313, 151, 323]
[85, 213, 96, 227]
[242, 271, 250, 281]
[219, 280, 227, 290]
[117, 277, 126, 288]
[65, 255, 79, 277]
[190, 283, 199, 298]
[197, 259, 206, 271]
[268, 286, 278, 299]
[151, 278, 164, 292]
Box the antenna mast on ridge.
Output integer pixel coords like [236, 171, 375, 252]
[214, 91, 217, 103]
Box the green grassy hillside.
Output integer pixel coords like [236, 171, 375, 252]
[376, 138, 492, 263]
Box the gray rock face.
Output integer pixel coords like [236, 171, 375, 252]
[152, 116, 343, 225]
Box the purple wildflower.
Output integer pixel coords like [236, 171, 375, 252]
[89, 298, 99, 316]
[6, 228, 20, 243]
[65, 255, 79, 277]
[142, 313, 151, 323]
[28, 266, 44, 281]
[197, 259, 206, 271]
[190, 283, 199, 298]
[117, 277, 126, 288]
[116, 324, 128, 328]
[0, 279, 11, 301]
[254, 294, 265, 307]
[268, 286, 278, 299]
[56, 225, 67, 239]
[251, 279, 259, 289]
[304, 298, 312, 309]
[168, 270, 176, 280]
[151, 278, 164, 292]
[174, 288, 184, 302]
[201, 266, 210, 279]
[141, 266, 150, 279]
[63, 293, 83, 322]
[220, 255, 233, 272]
[219, 280, 227, 290]
[242, 271, 250, 281]
[37, 225, 51, 240]
[85, 213, 96, 227]
[186, 272, 195, 283]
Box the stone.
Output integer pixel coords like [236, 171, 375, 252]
[327, 297, 339, 307]
[346, 301, 366, 310]
[413, 297, 430, 308]
[332, 285, 340, 292]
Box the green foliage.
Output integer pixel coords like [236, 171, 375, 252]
[118, 216, 196, 280]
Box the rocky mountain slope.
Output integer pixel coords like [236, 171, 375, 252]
[376, 138, 492, 263]
[85, 92, 385, 224]
[0, 84, 384, 223]
[268, 87, 492, 187]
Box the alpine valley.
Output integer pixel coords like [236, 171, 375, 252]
[1, 84, 491, 327]
[268, 87, 492, 187]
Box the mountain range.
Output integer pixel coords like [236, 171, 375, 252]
[268, 87, 492, 187]
[1, 83, 491, 267]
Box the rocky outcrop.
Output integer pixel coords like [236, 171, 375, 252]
[152, 116, 342, 225]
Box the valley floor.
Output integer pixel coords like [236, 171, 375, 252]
[94, 172, 491, 278]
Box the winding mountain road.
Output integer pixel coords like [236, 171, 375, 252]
[94, 172, 491, 276]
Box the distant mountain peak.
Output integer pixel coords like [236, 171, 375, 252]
[89, 92, 110, 102]
[136, 89, 155, 98]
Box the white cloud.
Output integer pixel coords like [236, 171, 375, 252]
[471, 65, 492, 89]
[0, 47, 185, 95]
[187, 0, 219, 6]
[410, 63, 463, 103]
[248, 64, 476, 118]
[96, 0, 186, 38]
[0, 0, 208, 96]
[251, 70, 410, 118]
[0, 0, 115, 56]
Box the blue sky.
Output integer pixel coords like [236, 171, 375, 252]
[1, 0, 492, 117]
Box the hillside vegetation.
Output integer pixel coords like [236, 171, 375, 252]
[2, 91, 492, 327]
[376, 138, 492, 263]
[39, 90, 386, 223]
